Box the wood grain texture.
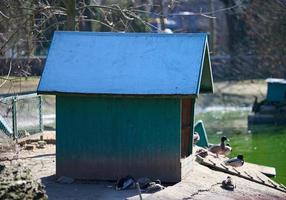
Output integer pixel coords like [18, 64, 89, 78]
[181, 98, 195, 158]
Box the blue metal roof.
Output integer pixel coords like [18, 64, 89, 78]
[38, 31, 213, 96]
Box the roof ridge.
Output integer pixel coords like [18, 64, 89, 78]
[54, 31, 208, 38]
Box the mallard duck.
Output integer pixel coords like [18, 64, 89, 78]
[224, 155, 244, 167]
[226, 143, 232, 152]
[116, 175, 135, 190]
[208, 136, 231, 157]
[193, 132, 200, 144]
[221, 176, 236, 190]
[195, 148, 208, 158]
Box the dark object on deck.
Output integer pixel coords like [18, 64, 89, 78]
[0, 164, 5, 173]
[116, 176, 135, 190]
[37, 140, 47, 149]
[249, 78, 286, 126]
[195, 149, 208, 158]
[224, 155, 244, 167]
[145, 182, 165, 193]
[37, 31, 214, 182]
[137, 177, 163, 192]
[24, 144, 34, 150]
[221, 176, 236, 191]
[137, 177, 151, 189]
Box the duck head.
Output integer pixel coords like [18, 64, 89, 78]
[221, 136, 229, 142]
[237, 155, 244, 160]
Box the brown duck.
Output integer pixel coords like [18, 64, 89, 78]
[208, 136, 232, 156]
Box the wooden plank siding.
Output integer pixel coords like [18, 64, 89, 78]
[56, 95, 182, 182]
[181, 98, 196, 158]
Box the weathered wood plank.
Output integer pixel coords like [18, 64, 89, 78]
[181, 99, 192, 158]
[196, 154, 285, 193]
[244, 162, 276, 177]
[181, 155, 193, 179]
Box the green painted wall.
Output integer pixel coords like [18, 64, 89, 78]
[56, 95, 182, 182]
[199, 43, 213, 93]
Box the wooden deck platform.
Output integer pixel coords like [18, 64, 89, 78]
[196, 153, 286, 193]
[245, 162, 276, 177]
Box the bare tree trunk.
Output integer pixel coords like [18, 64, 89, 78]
[209, 0, 216, 50]
[66, 0, 76, 31]
[159, 0, 165, 31]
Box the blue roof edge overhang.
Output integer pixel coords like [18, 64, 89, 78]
[37, 91, 197, 98]
[196, 39, 214, 95]
[37, 31, 214, 97]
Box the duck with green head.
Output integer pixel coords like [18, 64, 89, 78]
[224, 155, 244, 167]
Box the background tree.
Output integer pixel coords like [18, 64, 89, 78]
[1, 0, 286, 83]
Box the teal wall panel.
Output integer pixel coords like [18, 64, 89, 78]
[56, 95, 182, 182]
[267, 83, 286, 102]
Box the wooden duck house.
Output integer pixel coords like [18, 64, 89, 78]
[37, 31, 214, 182]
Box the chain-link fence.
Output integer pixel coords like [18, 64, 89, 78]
[15, 94, 43, 137]
[0, 93, 52, 139]
[0, 97, 13, 137]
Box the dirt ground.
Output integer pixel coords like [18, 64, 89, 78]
[0, 132, 149, 200]
[1, 132, 286, 200]
[1, 147, 150, 200]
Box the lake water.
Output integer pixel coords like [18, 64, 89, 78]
[195, 108, 286, 185]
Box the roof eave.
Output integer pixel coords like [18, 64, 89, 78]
[195, 35, 214, 96]
[37, 90, 198, 98]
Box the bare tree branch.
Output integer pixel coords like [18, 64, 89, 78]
[0, 60, 12, 88]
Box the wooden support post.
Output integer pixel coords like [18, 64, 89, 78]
[39, 95, 44, 132]
[12, 97, 18, 140]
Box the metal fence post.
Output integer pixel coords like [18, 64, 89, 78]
[12, 97, 18, 140]
[39, 95, 44, 132]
